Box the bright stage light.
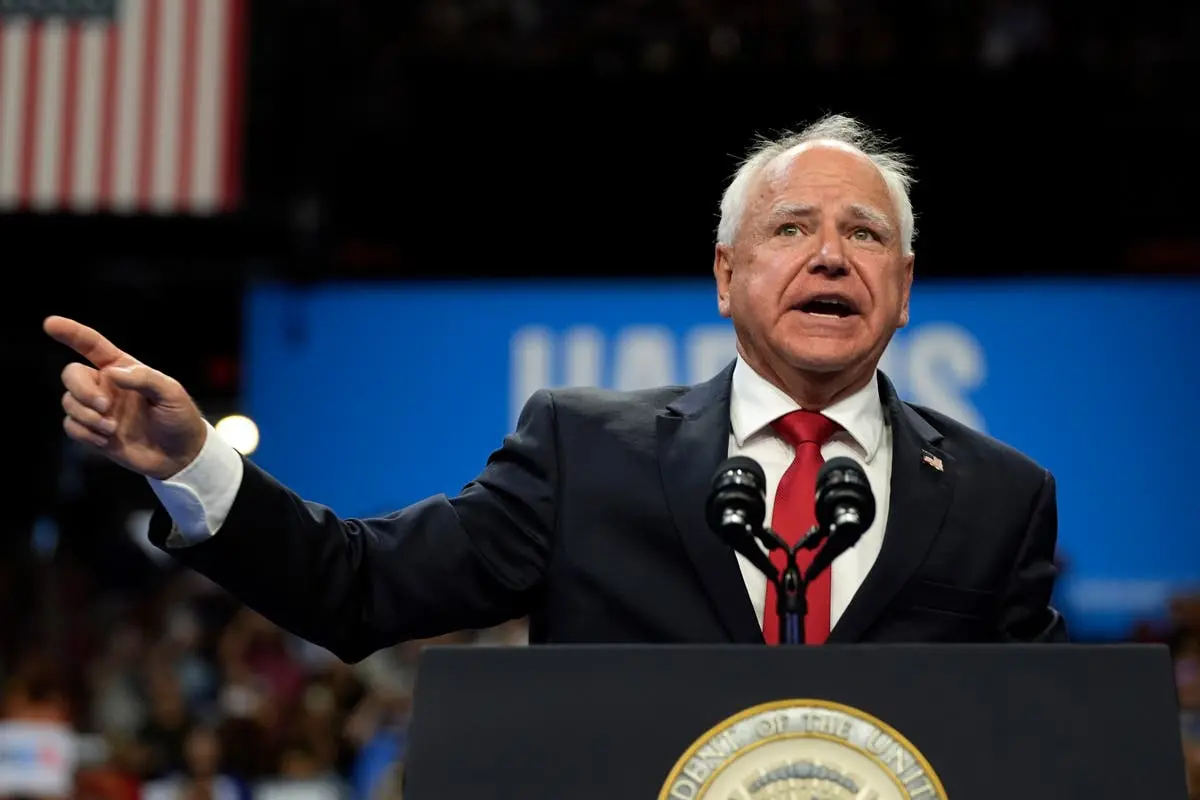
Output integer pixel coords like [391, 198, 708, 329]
[214, 414, 260, 455]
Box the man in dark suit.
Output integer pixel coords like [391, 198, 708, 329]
[45, 114, 1065, 662]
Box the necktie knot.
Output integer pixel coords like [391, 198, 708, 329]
[772, 410, 839, 448]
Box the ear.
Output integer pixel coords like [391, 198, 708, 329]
[897, 252, 915, 328]
[714, 244, 733, 318]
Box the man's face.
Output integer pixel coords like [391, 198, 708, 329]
[714, 143, 913, 384]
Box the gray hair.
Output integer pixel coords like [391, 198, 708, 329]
[716, 114, 917, 254]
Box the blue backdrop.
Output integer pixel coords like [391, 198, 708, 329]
[243, 278, 1200, 637]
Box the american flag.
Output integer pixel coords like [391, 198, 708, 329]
[0, 0, 247, 215]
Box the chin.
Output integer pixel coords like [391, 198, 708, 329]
[773, 337, 865, 374]
[783, 350, 862, 374]
[791, 359, 856, 375]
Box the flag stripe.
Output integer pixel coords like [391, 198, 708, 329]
[221, 0, 247, 213]
[70, 21, 106, 211]
[32, 20, 67, 210]
[0, 24, 6, 183]
[176, 0, 199, 208]
[57, 23, 80, 205]
[0, 20, 29, 206]
[18, 19, 42, 208]
[135, 0, 159, 210]
[150, 0, 183, 213]
[111, 0, 144, 211]
[192, 0, 227, 213]
[95, 15, 118, 206]
[0, 0, 244, 215]
[0, 23, 5, 197]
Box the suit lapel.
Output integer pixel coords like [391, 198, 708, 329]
[657, 362, 764, 644]
[828, 373, 957, 643]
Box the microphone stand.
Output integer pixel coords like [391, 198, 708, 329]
[758, 524, 829, 646]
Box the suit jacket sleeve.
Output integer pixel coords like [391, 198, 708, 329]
[999, 469, 1068, 642]
[148, 390, 560, 662]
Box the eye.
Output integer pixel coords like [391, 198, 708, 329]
[851, 227, 880, 242]
[775, 223, 802, 237]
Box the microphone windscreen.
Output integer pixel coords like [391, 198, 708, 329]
[714, 456, 766, 489]
[817, 455, 863, 484]
[816, 455, 875, 532]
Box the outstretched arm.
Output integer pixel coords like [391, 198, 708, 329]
[148, 390, 560, 662]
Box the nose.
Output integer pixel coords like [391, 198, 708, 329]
[808, 231, 849, 277]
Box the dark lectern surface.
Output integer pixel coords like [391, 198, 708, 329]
[404, 644, 1186, 798]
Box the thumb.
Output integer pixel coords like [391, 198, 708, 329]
[104, 363, 172, 403]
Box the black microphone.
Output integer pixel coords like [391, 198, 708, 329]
[806, 456, 876, 580]
[706, 456, 778, 578]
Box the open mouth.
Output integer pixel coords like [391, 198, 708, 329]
[795, 295, 860, 318]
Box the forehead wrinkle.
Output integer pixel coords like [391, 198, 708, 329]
[756, 142, 900, 229]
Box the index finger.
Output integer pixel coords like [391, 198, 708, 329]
[43, 316, 127, 368]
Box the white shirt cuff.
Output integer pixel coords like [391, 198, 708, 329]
[148, 420, 245, 547]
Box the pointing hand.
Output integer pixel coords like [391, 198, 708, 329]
[45, 316, 209, 480]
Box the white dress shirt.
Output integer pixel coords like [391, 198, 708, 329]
[150, 358, 892, 633]
[150, 420, 244, 545]
[728, 356, 892, 631]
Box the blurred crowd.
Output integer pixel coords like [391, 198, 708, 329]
[1, 549, 1197, 798]
[380, 0, 1195, 71]
[1137, 595, 1200, 797]
[0, 560, 527, 800]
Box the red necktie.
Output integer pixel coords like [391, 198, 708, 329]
[764, 410, 840, 645]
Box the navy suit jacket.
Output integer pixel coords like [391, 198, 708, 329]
[150, 363, 1066, 662]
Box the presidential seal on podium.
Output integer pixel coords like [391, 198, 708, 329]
[658, 699, 947, 799]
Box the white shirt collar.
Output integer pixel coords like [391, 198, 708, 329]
[729, 355, 886, 462]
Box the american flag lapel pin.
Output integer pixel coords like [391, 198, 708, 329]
[922, 451, 944, 472]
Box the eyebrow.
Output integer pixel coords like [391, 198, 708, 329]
[846, 203, 894, 234]
[766, 202, 895, 237]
